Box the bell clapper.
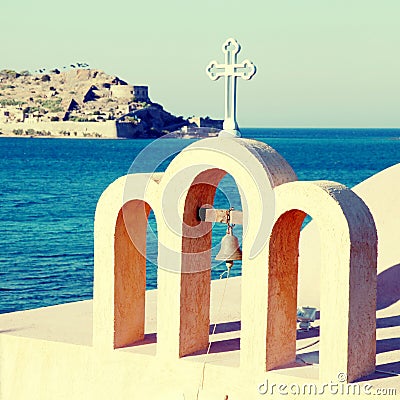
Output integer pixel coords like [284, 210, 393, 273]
[225, 209, 234, 271]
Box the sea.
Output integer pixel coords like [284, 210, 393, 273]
[0, 128, 399, 314]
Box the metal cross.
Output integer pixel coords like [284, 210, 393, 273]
[206, 38, 256, 137]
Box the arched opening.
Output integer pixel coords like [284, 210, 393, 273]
[208, 174, 242, 361]
[180, 169, 243, 364]
[114, 199, 158, 352]
[267, 181, 377, 383]
[267, 209, 308, 371]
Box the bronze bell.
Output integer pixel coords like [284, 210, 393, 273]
[215, 228, 242, 268]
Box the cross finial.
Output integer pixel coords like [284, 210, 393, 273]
[206, 38, 256, 138]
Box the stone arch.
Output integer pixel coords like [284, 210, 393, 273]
[155, 137, 297, 359]
[93, 173, 161, 351]
[269, 181, 377, 382]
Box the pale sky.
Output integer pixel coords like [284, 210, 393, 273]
[2, 0, 400, 127]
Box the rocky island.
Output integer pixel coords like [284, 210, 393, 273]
[0, 67, 222, 138]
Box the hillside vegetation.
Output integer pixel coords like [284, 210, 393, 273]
[0, 68, 153, 122]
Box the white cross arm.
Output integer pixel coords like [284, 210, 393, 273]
[206, 59, 256, 81]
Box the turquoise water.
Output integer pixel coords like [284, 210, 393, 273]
[0, 128, 399, 313]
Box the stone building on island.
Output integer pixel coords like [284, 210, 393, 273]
[110, 84, 149, 103]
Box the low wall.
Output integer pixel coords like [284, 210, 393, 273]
[0, 121, 118, 138]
